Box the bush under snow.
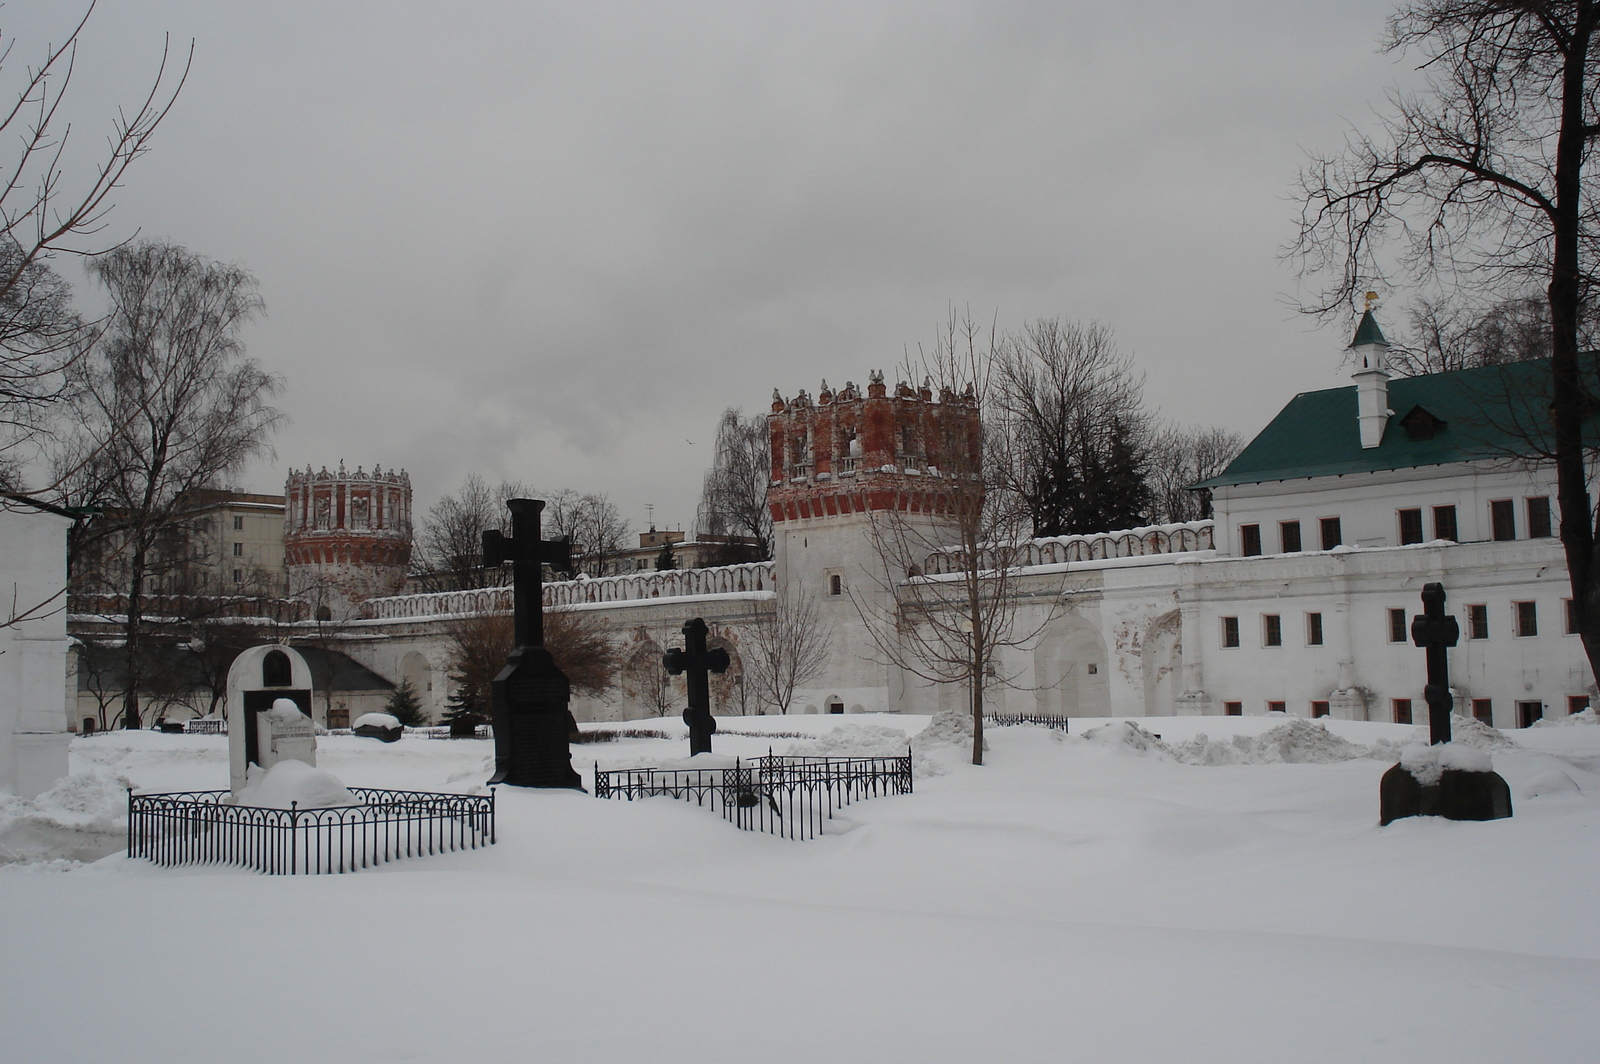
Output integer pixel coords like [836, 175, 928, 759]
[235, 760, 357, 810]
[0, 772, 131, 865]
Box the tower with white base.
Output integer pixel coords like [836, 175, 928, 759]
[766, 372, 981, 714]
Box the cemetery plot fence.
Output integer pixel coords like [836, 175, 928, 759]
[594, 752, 912, 841]
[128, 788, 495, 875]
[984, 712, 1070, 731]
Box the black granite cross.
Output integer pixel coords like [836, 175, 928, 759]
[664, 617, 729, 756]
[482, 499, 581, 788]
[1410, 581, 1459, 746]
[481, 499, 573, 649]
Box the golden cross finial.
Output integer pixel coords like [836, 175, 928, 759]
[1364, 291, 1379, 312]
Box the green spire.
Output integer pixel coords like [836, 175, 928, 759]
[1350, 308, 1388, 348]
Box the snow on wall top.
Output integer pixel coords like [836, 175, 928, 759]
[358, 561, 775, 621]
[920, 521, 1215, 575]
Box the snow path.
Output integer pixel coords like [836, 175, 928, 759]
[1, 716, 1596, 1063]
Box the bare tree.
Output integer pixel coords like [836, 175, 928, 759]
[544, 606, 621, 695]
[1145, 425, 1246, 523]
[544, 489, 629, 576]
[1291, 1, 1600, 685]
[622, 633, 675, 717]
[742, 585, 833, 714]
[697, 407, 773, 562]
[991, 319, 1153, 536]
[0, 5, 190, 475]
[854, 314, 1065, 765]
[1387, 293, 1562, 375]
[0, 245, 87, 479]
[444, 613, 510, 715]
[413, 475, 528, 590]
[445, 607, 618, 712]
[57, 241, 281, 728]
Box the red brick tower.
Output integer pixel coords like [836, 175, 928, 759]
[766, 372, 981, 712]
[284, 463, 413, 619]
[767, 370, 982, 524]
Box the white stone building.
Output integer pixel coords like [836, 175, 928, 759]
[205, 313, 1598, 730]
[2, 494, 75, 797]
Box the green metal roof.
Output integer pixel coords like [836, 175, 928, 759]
[1198, 357, 1592, 488]
[1349, 309, 1388, 348]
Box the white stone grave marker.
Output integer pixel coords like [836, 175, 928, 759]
[226, 645, 316, 797]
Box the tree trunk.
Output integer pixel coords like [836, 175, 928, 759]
[120, 542, 147, 729]
[970, 633, 985, 766]
[1549, 8, 1600, 688]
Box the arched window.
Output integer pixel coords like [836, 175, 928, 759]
[262, 649, 292, 687]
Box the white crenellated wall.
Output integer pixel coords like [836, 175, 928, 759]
[326, 511, 1594, 731]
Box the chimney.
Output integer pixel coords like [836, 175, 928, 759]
[1349, 300, 1391, 449]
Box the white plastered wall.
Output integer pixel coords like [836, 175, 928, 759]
[0, 504, 72, 798]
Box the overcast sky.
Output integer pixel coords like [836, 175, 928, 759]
[17, 0, 1417, 533]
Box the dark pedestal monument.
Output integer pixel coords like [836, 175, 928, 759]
[483, 499, 583, 789]
[663, 617, 729, 756]
[1379, 582, 1512, 825]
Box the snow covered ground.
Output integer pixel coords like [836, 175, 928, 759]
[2, 713, 1597, 1063]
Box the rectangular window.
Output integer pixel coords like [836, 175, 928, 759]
[232, 515, 244, 531]
[828, 573, 843, 596]
[1468, 604, 1489, 640]
[1311, 701, 1330, 718]
[1567, 695, 1590, 716]
[1388, 607, 1408, 643]
[1267, 701, 1287, 714]
[1263, 614, 1282, 647]
[1319, 516, 1342, 551]
[232, 542, 243, 556]
[1472, 698, 1493, 724]
[1224, 701, 1243, 716]
[1306, 612, 1324, 646]
[1279, 521, 1302, 553]
[1517, 700, 1544, 728]
[1221, 616, 1240, 648]
[1527, 496, 1553, 538]
[1240, 524, 1262, 556]
[1393, 698, 1413, 725]
[1398, 507, 1424, 545]
[231, 569, 242, 583]
[1566, 599, 1579, 635]
[1515, 600, 1538, 637]
[1432, 505, 1457, 542]
[1490, 499, 1516, 541]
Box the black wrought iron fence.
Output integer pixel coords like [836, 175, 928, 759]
[985, 712, 1071, 731]
[411, 725, 493, 740]
[127, 788, 495, 875]
[594, 752, 912, 841]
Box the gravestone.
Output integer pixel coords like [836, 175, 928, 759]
[482, 498, 582, 789]
[226, 645, 316, 797]
[1380, 582, 1512, 825]
[664, 617, 729, 756]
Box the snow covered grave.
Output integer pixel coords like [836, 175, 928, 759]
[594, 750, 912, 840]
[226, 645, 317, 796]
[4, 713, 1598, 1062]
[121, 644, 497, 874]
[127, 778, 495, 875]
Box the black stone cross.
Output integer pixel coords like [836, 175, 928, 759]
[1410, 581, 1459, 746]
[482, 499, 582, 788]
[482, 499, 573, 649]
[663, 617, 728, 756]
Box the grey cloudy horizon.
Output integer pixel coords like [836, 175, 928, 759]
[19, 0, 1415, 533]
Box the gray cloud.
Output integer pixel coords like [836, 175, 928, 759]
[20, 0, 1414, 528]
